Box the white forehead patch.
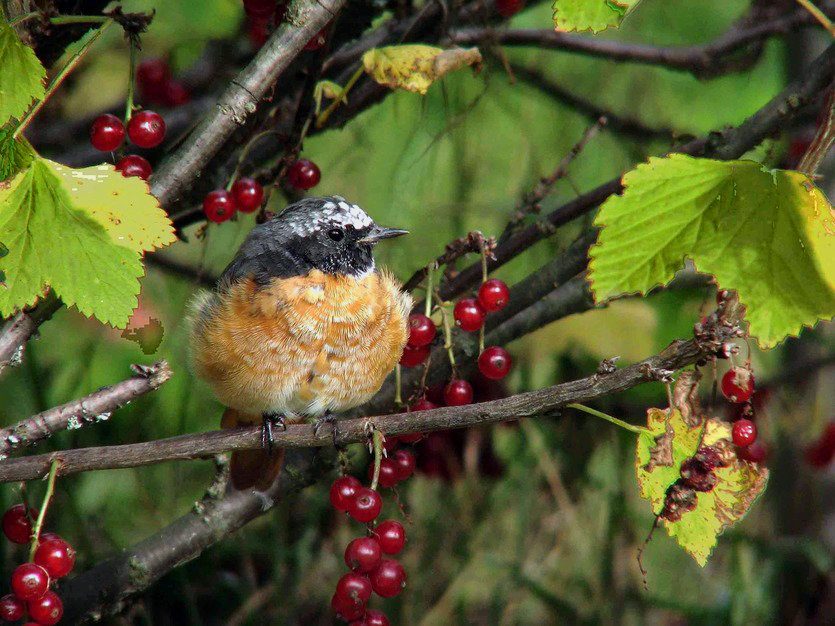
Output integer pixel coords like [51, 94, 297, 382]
[279, 197, 374, 237]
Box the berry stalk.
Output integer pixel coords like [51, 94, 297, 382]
[567, 403, 647, 434]
[28, 460, 60, 561]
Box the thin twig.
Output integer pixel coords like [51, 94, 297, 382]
[796, 0, 835, 37]
[0, 361, 172, 457]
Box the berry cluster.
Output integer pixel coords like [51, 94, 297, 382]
[136, 58, 190, 108]
[202, 178, 265, 224]
[659, 445, 730, 522]
[401, 278, 513, 381]
[720, 366, 766, 463]
[90, 109, 166, 182]
[0, 505, 75, 625]
[328, 443, 416, 623]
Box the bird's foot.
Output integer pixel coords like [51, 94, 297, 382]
[313, 413, 344, 450]
[261, 412, 286, 454]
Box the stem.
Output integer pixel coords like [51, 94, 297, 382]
[424, 263, 433, 317]
[315, 64, 364, 129]
[795, 0, 835, 37]
[369, 429, 383, 491]
[439, 303, 457, 375]
[566, 403, 647, 434]
[227, 130, 278, 190]
[394, 365, 402, 406]
[125, 35, 139, 122]
[50, 15, 110, 25]
[13, 19, 113, 139]
[28, 460, 60, 561]
[9, 11, 36, 26]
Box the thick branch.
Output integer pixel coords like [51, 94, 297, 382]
[0, 361, 171, 457]
[0, 326, 730, 483]
[448, 8, 831, 76]
[0, 294, 62, 375]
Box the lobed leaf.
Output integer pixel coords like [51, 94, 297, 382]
[553, 0, 640, 34]
[0, 20, 46, 127]
[362, 45, 482, 95]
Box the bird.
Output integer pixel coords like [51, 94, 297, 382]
[188, 196, 412, 490]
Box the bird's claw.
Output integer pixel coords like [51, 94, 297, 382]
[261, 412, 286, 454]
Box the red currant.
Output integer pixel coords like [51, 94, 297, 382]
[453, 298, 486, 332]
[721, 367, 754, 403]
[350, 609, 390, 626]
[408, 399, 437, 413]
[248, 20, 269, 48]
[391, 448, 415, 481]
[370, 559, 406, 597]
[368, 458, 399, 488]
[90, 114, 125, 151]
[444, 379, 473, 406]
[243, 0, 276, 18]
[231, 177, 264, 213]
[115, 155, 152, 180]
[374, 520, 405, 555]
[11, 563, 49, 600]
[383, 435, 399, 452]
[478, 278, 510, 312]
[2, 504, 34, 544]
[287, 158, 321, 190]
[335, 572, 372, 607]
[331, 592, 364, 621]
[203, 189, 236, 223]
[738, 441, 768, 464]
[34, 537, 76, 578]
[137, 58, 171, 100]
[127, 110, 166, 148]
[496, 0, 525, 17]
[407, 313, 435, 347]
[330, 475, 361, 512]
[27, 590, 63, 626]
[399, 344, 429, 367]
[732, 418, 757, 447]
[478, 346, 512, 380]
[344, 537, 382, 573]
[0, 595, 23, 621]
[348, 487, 382, 523]
[806, 422, 835, 468]
[398, 432, 424, 443]
[162, 80, 190, 107]
[304, 28, 327, 50]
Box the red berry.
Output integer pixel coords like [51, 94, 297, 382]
[137, 58, 171, 98]
[203, 189, 236, 223]
[408, 399, 437, 412]
[248, 20, 269, 48]
[496, 0, 525, 17]
[478, 278, 510, 312]
[444, 379, 473, 406]
[374, 520, 405, 555]
[27, 590, 62, 626]
[348, 487, 382, 523]
[398, 432, 424, 443]
[738, 441, 768, 464]
[330, 475, 361, 512]
[344, 537, 382, 573]
[453, 298, 486, 332]
[287, 158, 321, 190]
[115, 154, 152, 180]
[368, 458, 399, 488]
[407, 313, 435, 347]
[391, 448, 415, 481]
[34, 537, 76, 578]
[90, 114, 125, 151]
[806, 422, 835, 468]
[478, 346, 512, 380]
[350, 609, 390, 626]
[243, 0, 276, 18]
[231, 177, 264, 213]
[399, 344, 429, 367]
[304, 28, 327, 50]
[2, 504, 34, 544]
[335, 572, 372, 607]
[127, 110, 166, 148]
[11, 563, 49, 600]
[161, 80, 190, 107]
[732, 418, 757, 447]
[0, 594, 23, 621]
[383, 435, 399, 452]
[331, 592, 364, 621]
[721, 367, 754, 403]
[370, 559, 406, 597]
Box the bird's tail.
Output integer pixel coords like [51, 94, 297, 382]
[221, 408, 284, 491]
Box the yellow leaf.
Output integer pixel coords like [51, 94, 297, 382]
[362, 45, 482, 95]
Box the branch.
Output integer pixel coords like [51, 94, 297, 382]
[448, 7, 832, 76]
[145, 254, 216, 289]
[0, 361, 171, 457]
[148, 0, 347, 210]
[0, 318, 738, 483]
[0, 293, 62, 375]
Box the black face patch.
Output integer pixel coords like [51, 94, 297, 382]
[218, 196, 379, 290]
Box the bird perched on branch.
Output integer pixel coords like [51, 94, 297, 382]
[189, 196, 411, 490]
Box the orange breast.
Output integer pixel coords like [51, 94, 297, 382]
[189, 269, 411, 417]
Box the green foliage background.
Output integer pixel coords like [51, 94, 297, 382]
[1, 0, 833, 624]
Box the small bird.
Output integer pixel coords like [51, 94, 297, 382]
[189, 196, 412, 490]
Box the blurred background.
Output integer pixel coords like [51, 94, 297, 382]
[3, 0, 835, 623]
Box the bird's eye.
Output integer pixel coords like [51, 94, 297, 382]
[327, 228, 344, 241]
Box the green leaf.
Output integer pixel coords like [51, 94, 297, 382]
[0, 158, 176, 327]
[0, 20, 46, 127]
[362, 45, 483, 95]
[553, 0, 640, 33]
[589, 154, 835, 348]
[0, 129, 34, 181]
[636, 408, 768, 566]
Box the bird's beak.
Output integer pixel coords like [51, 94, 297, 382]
[356, 226, 409, 245]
